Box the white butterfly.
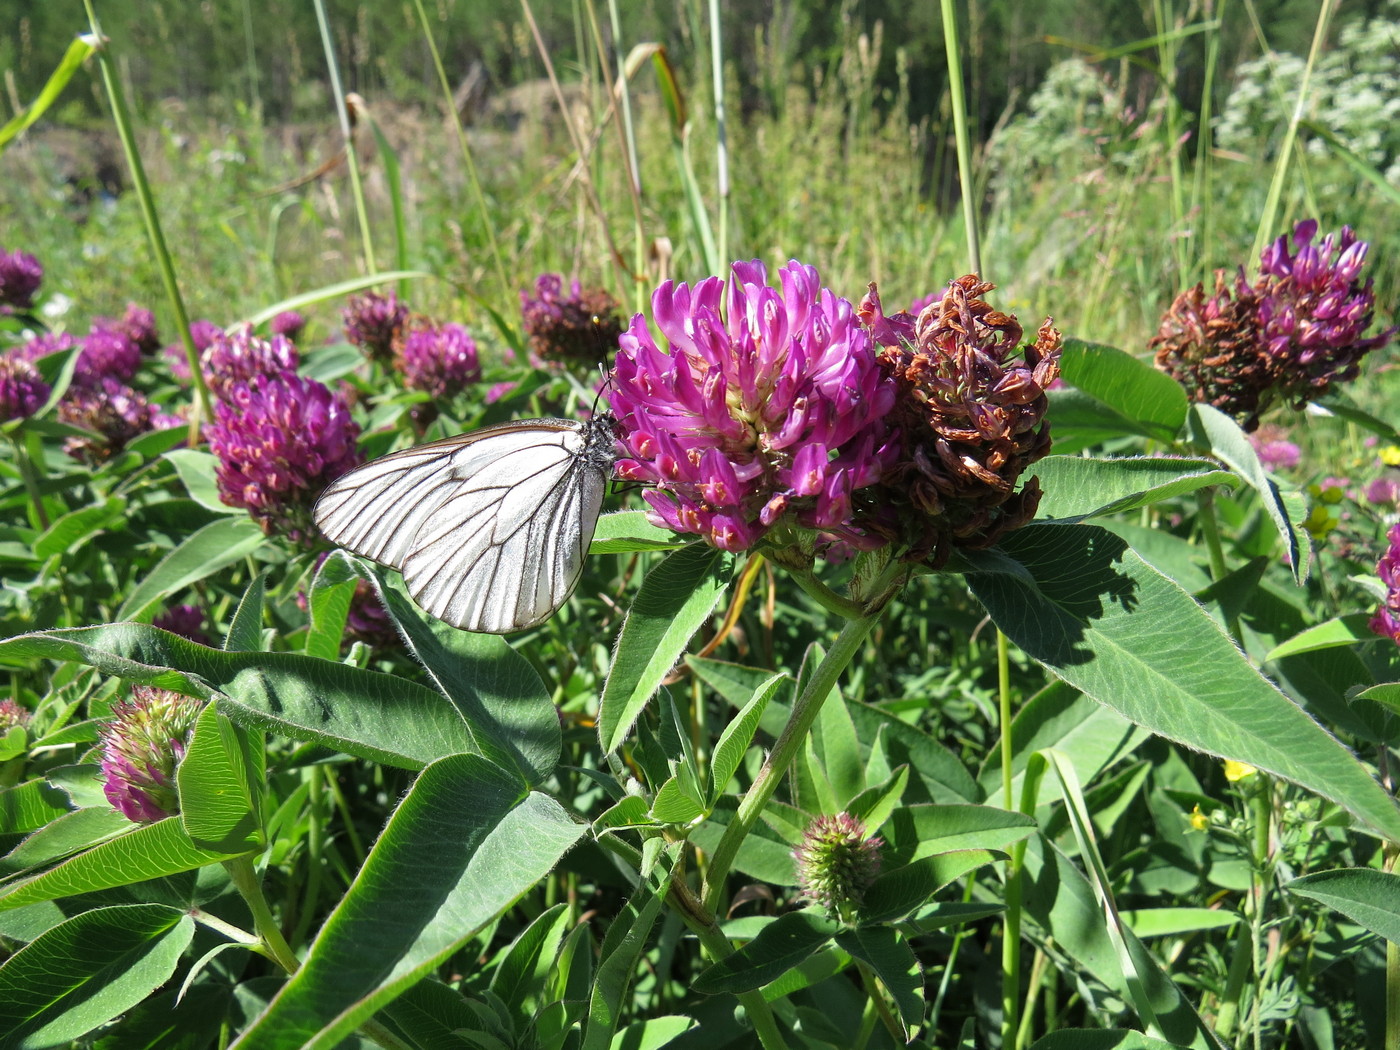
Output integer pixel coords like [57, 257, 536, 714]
[314, 415, 618, 633]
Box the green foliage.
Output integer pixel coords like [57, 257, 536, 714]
[1, 3, 1399, 1049]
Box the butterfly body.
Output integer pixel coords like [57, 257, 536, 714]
[314, 414, 617, 633]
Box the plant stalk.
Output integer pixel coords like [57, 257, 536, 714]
[81, 3, 212, 435]
[998, 627, 1022, 1047]
[702, 609, 883, 914]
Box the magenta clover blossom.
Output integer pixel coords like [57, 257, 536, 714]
[1372, 522, 1400, 645]
[201, 325, 299, 399]
[0, 355, 51, 422]
[0, 249, 42, 310]
[609, 260, 898, 553]
[99, 686, 204, 823]
[400, 321, 481, 399]
[206, 372, 361, 545]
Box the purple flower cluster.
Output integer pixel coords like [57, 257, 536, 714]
[0, 249, 42, 311]
[521, 273, 625, 367]
[153, 604, 212, 647]
[74, 327, 142, 388]
[270, 310, 306, 342]
[58, 377, 172, 463]
[1153, 220, 1395, 430]
[400, 321, 480, 399]
[200, 326, 299, 398]
[1370, 522, 1400, 645]
[164, 320, 226, 382]
[206, 372, 362, 544]
[609, 260, 897, 552]
[0, 355, 51, 422]
[1247, 425, 1301, 472]
[344, 290, 407, 363]
[94, 303, 160, 355]
[99, 685, 204, 823]
[0, 697, 30, 733]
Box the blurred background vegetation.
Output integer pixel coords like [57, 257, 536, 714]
[0, 0, 1395, 374]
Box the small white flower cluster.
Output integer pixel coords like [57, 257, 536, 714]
[1216, 3, 1400, 185]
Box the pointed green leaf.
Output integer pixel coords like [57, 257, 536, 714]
[116, 517, 266, 623]
[365, 565, 560, 784]
[234, 755, 582, 1049]
[177, 704, 263, 853]
[0, 35, 97, 149]
[882, 804, 1035, 865]
[1187, 403, 1306, 583]
[693, 911, 841, 995]
[1060, 338, 1189, 437]
[163, 449, 242, 515]
[0, 626, 475, 770]
[224, 573, 268, 652]
[0, 817, 249, 912]
[1263, 614, 1375, 661]
[964, 523, 1400, 842]
[710, 673, 784, 801]
[599, 543, 733, 754]
[581, 888, 665, 1050]
[833, 926, 923, 1036]
[1031, 456, 1235, 522]
[650, 777, 705, 826]
[590, 512, 686, 553]
[861, 851, 997, 925]
[34, 496, 127, 560]
[0, 903, 194, 1048]
[488, 903, 573, 1013]
[1287, 868, 1400, 944]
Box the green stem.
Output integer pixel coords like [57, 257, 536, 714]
[225, 854, 410, 1050]
[595, 833, 788, 1049]
[10, 433, 48, 530]
[1387, 840, 1400, 1050]
[702, 610, 883, 914]
[311, 0, 376, 274]
[997, 628, 1021, 1048]
[856, 960, 903, 1044]
[1196, 489, 1243, 642]
[81, 5, 212, 434]
[224, 855, 299, 975]
[938, 0, 981, 276]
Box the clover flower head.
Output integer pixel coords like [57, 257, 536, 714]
[0, 354, 51, 422]
[608, 260, 899, 553]
[206, 372, 362, 545]
[99, 685, 204, 823]
[792, 812, 883, 919]
[58, 377, 157, 463]
[343, 290, 407, 363]
[1153, 220, 1395, 430]
[1365, 476, 1400, 506]
[270, 310, 307, 342]
[1247, 425, 1301, 472]
[400, 320, 481, 399]
[152, 604, 211, 647]
[521, 273, 625, 367]
[862, 274, 1062, 564]
[0, 249, 42, 310]
[1370, 522, 1400, 644]
[201, 325, 299, 398]
[164, 320, 227, 382]
[0, 697, 31, 733]
[75, 327, 142, 389]
[95, 303, 160, 355]
[15, 331, 78, 364]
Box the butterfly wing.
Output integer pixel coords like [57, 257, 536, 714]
[314, 418, 614, 633]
